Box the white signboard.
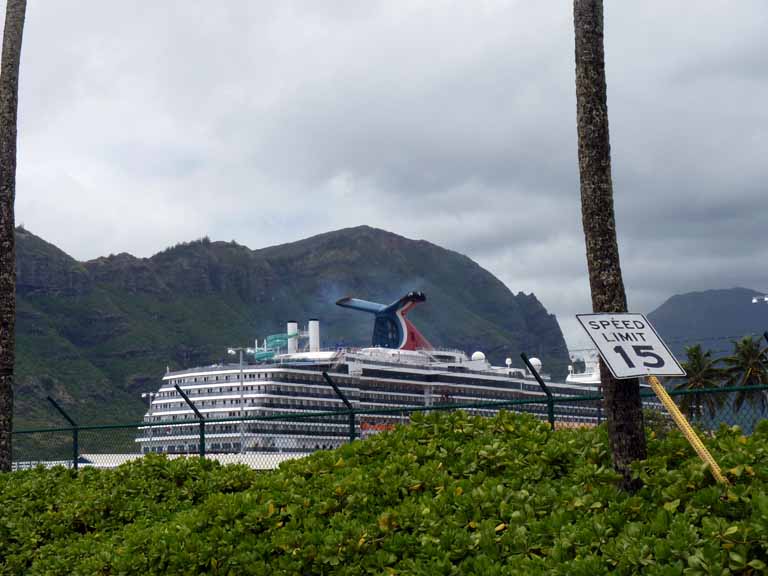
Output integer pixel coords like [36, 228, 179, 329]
[576, 313, 685, 379]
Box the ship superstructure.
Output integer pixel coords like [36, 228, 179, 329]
[137, 292, 601, 455]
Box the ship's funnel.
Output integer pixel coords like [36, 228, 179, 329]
[336, 291, 432, 350]
[308, 319, 320, 352]
[286, 321, 298, 354]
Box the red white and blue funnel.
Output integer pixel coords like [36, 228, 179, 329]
[336, 291, 433, 350]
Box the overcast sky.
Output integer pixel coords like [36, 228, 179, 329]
[5, 1, 768, 350]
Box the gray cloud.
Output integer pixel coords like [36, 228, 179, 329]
[5, 0, 768, 350]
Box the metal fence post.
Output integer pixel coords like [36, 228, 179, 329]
[174, 384, 205, 459]
[199, 420, 206, 459]
[597, 382, 603, 425]
[520, 354, 555, 430]
[46, 396, 79, 470]
[322, 372, 356, 441]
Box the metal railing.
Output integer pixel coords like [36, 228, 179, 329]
[10, 384, 768, 472]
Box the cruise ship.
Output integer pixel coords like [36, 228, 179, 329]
[136, 292, 603, 455]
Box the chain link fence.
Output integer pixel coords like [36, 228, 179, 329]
[657, 384, 768, 433]
[11, 384, 768, 471]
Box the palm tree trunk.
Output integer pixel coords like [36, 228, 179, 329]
[574, 0, 646, 490]
[0, 0, 26, 472]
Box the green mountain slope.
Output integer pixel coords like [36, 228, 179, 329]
[13, 225, 569, 428]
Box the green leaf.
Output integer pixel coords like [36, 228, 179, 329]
[729, 551, 744, 565]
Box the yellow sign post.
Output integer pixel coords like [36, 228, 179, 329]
[646, 375, 728, 485]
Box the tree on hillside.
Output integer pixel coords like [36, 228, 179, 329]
[672, 345, 724, 420]
[573, 0, 646, 489]
[0, 0, 27, 472]
[723, 336, 768, 413]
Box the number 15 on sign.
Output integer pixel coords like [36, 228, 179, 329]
[576, 313, 685, 379]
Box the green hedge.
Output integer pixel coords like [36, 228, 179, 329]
[2, 411, 768, 575]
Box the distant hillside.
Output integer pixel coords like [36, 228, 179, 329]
[647, 287, 768, 356]
[14, 226, 569, 428]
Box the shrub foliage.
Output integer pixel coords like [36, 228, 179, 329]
[2, 412, 768, 575]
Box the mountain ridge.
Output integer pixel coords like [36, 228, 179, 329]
[648, 286, 768, 356]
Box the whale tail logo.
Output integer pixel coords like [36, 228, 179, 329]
[336, 291, 432, 350]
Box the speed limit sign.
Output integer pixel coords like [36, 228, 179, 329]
[576, 313, 685, 379]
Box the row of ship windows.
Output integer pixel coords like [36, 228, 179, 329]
[146, 398, 345, 422]
[143, 443, 241, 454]
[144, 421, 402, 444]
[358, 393, 420, 405]
[156, 384, 306, 399]
[359, 370, 596, 396]
[170, 373, 270, 385]
[156, 396, 340, 412]
[142, 442, 344, 454]
[158, 373, 350, 398]
[156, 384, 547, 407]
[175, 382, 383, 400]
[360, 379, 593, 400]
[153, 398, 246, 411]
[167, 372, 335, 388]
[142, 422, 354, 439]
[146, 411, 245, 422]
[157, 383, 263, 398]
